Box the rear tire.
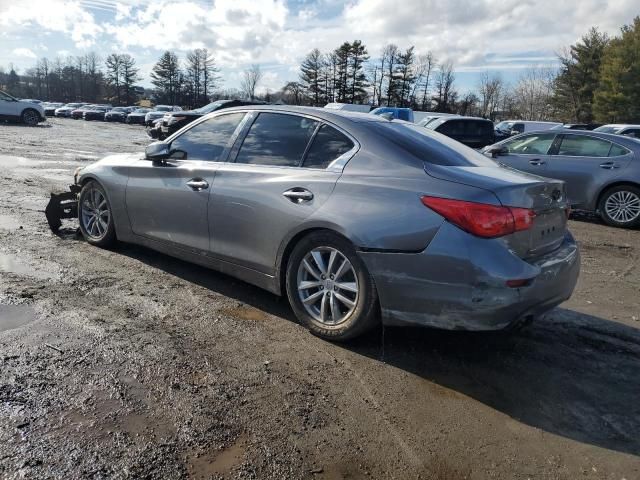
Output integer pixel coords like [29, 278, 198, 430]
[598, 185, 640, 228]
[285, 231, 379, 341]
[78, 181, 116, 248]
[21, 108, 40, 126]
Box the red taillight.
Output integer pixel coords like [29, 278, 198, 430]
[421, 196, 536, 238]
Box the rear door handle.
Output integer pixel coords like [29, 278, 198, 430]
[529, 159, 545, 166]
[186, 178, 209, 191]
[599, 162, 619, 169]
[283, 188, 314, 203]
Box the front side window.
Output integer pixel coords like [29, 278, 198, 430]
[503, 133, 556, 155]
[437, 120, 465, 136]
[169, 113, 245, 161]
[303, 125, 354, 169]
[557, 135, 611, 157]
[465, 121, 493, 136]
[0, 91, 14, 101]
[236, 113, 318, 167]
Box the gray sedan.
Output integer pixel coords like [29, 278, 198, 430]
[483, 130, 640, 228]
[74, 106, 579, 340]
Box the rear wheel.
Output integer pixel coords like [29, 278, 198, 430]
[599, 185, 640, 228]
[78, 181, 116, 247]
[21, 109, 40, 126]
[285, 232, 379, 341]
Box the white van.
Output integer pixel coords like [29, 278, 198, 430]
[494, 120, 562, 139]
[324, 103, 371, 113]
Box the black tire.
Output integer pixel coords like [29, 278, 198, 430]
[21, 108, 41, 126]
[78, 180, 117, 248]
[598, 184, 640, 229]
[285, 231, 379, 341]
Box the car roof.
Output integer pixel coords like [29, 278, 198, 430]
[214, 105, 389, 124]
[437, 116, 492, 122]
[509, 128, 640, 148]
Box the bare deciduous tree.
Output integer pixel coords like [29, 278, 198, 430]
[241, 64, 263, 100]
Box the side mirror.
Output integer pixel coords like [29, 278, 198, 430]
[145, 141, 170, 161]
[485, 145, 507, 158]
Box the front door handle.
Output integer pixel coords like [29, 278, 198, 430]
[283, 188, 314, 203]
[186, 178, 209, 191]
[529, 159, 545, 166]
[599, 161, 620, 169]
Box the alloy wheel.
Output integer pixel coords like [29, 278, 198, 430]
[604, 190, 640, 224]
[296, 246, 359, 326]
[81, 187, 110, 240]
[23, 110, 39, 126]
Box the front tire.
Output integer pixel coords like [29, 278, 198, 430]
[285, 232, 379, 341]
[21, 109, 40, 126]
[599, 185, 640, 228]
[78, 181, 116, 247]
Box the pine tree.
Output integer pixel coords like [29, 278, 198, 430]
[299, 48, 325, 106]
[151, 51, 182, 105]
[594, 17, 640, 122]
[394, 47, 415, 106]
[348, 40, 369, 103]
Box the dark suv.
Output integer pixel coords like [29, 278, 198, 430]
[149, 99, 266, 140]
[424, 117, 495, 149]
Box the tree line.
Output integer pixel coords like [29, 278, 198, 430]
[1, 16, 638, 122]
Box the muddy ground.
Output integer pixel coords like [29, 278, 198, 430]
[0, 118, 639, 480]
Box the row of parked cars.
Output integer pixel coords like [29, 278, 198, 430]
[40, 102, 185, 125]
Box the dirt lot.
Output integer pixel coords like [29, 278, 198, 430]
[0, 118, 639, 480]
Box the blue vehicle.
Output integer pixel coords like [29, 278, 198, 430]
[370, 107, 414, 122]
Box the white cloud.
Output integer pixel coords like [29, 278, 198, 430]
[12, 47, 37, 59]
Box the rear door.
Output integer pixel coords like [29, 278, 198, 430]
[544, 133, 633, 207]
[125, 112, 246, 252]
[209, 112, 356, 275]
[495, 132, 557, 175]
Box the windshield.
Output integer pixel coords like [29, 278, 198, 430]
[154, 106, 171, 111]
[593, 125, 621, 134]
[112, 107, 126, 112]
[134, 108, 150, 113]
[371, 122, 497, 167]
[194, 101, 225, 114]
[495, 121, 514, 132]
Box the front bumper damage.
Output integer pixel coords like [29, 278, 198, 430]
[45, 184, 80, 232]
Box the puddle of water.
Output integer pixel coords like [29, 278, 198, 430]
[187, 434, 248, 479]
[0, 215, 22, 231]
[0, 304, 37, 332]
[221, 305, 270, 321]
[0, 252, 58, 280]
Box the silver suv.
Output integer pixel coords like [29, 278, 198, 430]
[0, 90, 45, 126]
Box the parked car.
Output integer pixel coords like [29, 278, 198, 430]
[0, 90, 46, 126]
[594, 124, 640, 138]
[55, 103, 87, 118]
[104, 107, 132, 122]
[494, 120, 562, 141]
[324, 102, 371, 113]
[152, 99, 265, 140]
[72, 105, 579, 340]
[43, 102, 64, 116]
[370, 107, 414, 122]
[145, 105, 182, 126]
[482, 129, 640, 228]
[126, 108, 151, 124]
[20, 99, 43, 104]
[71, 104, 97, 119]
[551, 123, 603, 131]
[83, 106, 111, 121]
[423, 116, 495, 149]
[417, 113, 459, 127]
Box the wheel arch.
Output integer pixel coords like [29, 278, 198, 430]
[21, 107, 42, 122]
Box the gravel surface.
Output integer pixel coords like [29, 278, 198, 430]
[0, 118, 639, 479]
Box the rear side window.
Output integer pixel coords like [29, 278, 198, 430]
[303, 125, 354, 169]
[236, 113, 318, 167]
[608, 143, 631, 157]
[557, 135, 611, 157]
[504, 133, 555, 154]
[465, 121, 493, 137]
[437, 120, 464, 136]
[169, 113, 245, 161]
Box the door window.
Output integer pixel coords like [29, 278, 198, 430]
[169, 113, 245, 161]
[236, 113, 319, 167]
[557, 135, 611, 157]
[621, 128, 640, 138]
[302, 125, 354, 169]
[512, 123, 525, 133]
[608, 143, 631, 157]
[503, 133, 555, 154]
[437, 120, 464, 136]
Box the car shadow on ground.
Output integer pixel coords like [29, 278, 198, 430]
[109, 242, 640, 458]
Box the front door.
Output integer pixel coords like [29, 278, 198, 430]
[125, 112, 246, 252]
[496, 132, 557, 176]
[209, 112, 356, 275]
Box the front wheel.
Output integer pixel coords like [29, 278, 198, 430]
[285, 232, 379, 341]
[21, 109, 41, 126]
[599, 185, 640, 228]
[78, 181, 116, 247]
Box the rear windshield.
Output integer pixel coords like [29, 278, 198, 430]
[370, 122, 497, 167]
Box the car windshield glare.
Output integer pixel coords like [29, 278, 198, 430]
[196, 102, 224, 114]
[372, 123, 497, 167]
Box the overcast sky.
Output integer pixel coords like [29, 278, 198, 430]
[0, 0, 638, 94]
